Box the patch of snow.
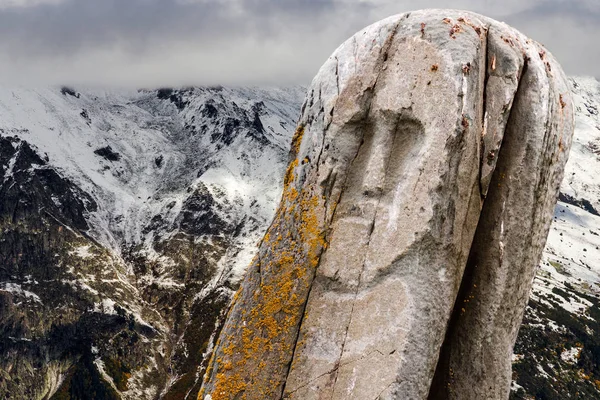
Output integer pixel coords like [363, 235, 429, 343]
[70, 245, 94, 259]
[2, 142, 20, 183]
[537, 364, 552, 379]
[93, 298, 117, 315]
[561, 346, 582, 364]
[0, 282, 42, 303]
[511, 380, 524, 392]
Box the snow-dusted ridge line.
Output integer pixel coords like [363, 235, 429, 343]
[0, 85, 305, 278]
[534, 76, 600, 309]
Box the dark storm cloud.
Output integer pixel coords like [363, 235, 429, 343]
[0, 0, 597, 86]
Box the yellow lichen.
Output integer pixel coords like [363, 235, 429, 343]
[283, 158, 299, 189]
[201, 124, 330, 400]
[290, 126, 305, 156]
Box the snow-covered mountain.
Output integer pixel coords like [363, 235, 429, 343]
[0, 85, 304, 399]
[0, 77, 599, 399]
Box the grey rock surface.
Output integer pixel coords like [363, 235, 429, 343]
[430, 26, 574, 400]
[201, 9, 574, 400]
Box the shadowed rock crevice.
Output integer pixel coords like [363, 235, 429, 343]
[428, 26, 530, 400]
[428, 56, 527, 400]
[200, 9, 574, 400]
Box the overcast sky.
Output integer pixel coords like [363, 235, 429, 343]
[0, 0, 597, 87]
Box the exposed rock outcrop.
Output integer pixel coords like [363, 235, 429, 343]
[201, 9, 574, 400]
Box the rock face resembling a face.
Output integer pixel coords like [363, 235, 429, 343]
[200, 9, 574, 400]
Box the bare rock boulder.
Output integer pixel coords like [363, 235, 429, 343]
[200, 9, 574, 400]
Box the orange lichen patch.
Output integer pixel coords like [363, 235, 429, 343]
[212, 372, 247, 398]
[232, 287, 243, 302]
[539, 50, 546, 60]
[501, 35, 515, 46]
[537, 49, 553, 73]
[283, 158, 299, 188]
[456, 16, 483, 37]
[280, 126, 306, 189]
[291, 126, 305, 156]
[201, 129, 330, 399]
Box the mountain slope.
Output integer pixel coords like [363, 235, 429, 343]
[511, 77, 600, 399]
[0, 85, 304, 399]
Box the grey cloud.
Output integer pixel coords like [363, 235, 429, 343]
[0, 0, 596, 87]
[0, 0, 375, 86]
[0, 0, 247, 55]
[502, 0, 600, 78]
